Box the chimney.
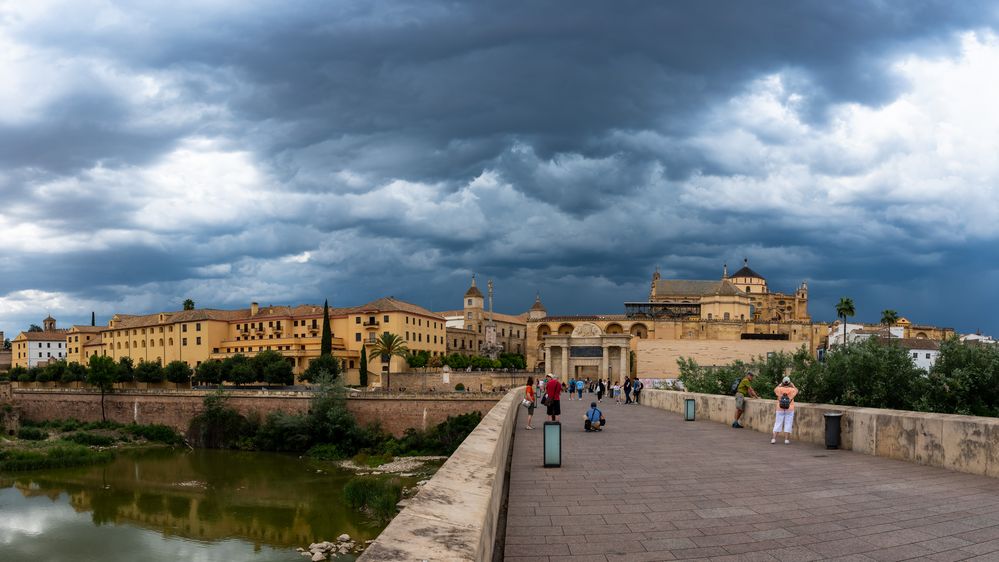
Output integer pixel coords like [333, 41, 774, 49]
[251, 302, 259, 315]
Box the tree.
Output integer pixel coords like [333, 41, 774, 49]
[302, 354, 341, 384]
[252, 350, 293, 386]
[320, 299, 332, 356]
[91, 311, 96, 326]
[359, 346, 368, 388]
[88, 355, 117, 422]
[880, 309, 899, 332]
[194, 359, 224, 387]
[921, 338, 999, 416]
[183, 299, 195, 311]
[366, 332, 409, 392]
[28, 324, 43, 332]
[135, 360, 165, 383]
[165, 361, 193, 389]
[3, 338, 11, 351]
[835, 297, 856, 347]
[116, 357, 135, 384]
[221, 354, 255, 386]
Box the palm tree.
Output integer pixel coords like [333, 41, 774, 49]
[183, 299, 195, 311]
[835, 297, 856, 347]
[880, 309, 899, 338]
[366, 332, 409, 392]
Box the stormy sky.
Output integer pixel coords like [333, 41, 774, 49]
[2, 1, 999, 338]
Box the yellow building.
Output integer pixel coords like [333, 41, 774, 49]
[66, 325, 105, 364]
[69, 297, 445, 386]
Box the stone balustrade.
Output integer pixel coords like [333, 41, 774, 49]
[642, 389, 999, 478]
[359, 386, 523, 561]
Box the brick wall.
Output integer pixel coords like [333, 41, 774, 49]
[11, 388, 499, 437]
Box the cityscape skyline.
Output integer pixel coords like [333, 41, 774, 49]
[3, 2, 999, 338]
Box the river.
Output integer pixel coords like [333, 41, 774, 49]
[0, 448, 406, 561]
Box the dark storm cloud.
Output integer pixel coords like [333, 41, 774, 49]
[2, 0, 999, 338]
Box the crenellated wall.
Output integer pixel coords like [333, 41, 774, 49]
[642, 389, 999, 479]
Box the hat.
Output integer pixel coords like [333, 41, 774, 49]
[782, 376, 791, 384]
[590, 402, 597, 407]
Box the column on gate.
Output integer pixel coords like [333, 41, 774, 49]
[600, 343, 609, 380]
[560, 346, 569, 382]
[619, 345, 629, 384]
[544, 344, 552, 374]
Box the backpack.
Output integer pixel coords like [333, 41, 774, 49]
[729, 378, 741, 395]
[779, 392, 791, 410]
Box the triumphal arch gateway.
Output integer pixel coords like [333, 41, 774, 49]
[541, 322, 631, 381]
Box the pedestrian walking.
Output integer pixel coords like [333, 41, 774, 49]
[575, 378, 584, 400]
[623, 378, 632, 404]
[612, 381, 621, 404]
[544, 373, 562, 422]
[596, 379, 605, 402]
[567, 377, 576, 400]
[632, 378, 643, 404]
[524, 376, 536, 430]
[732, 372, 759, 428]
[771, 376, 798, 444]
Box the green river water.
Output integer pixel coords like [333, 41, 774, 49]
[0, 448, 404, 562]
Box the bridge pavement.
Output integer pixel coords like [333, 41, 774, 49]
[503, 395, 999, 561]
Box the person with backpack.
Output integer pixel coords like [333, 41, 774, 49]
[575, 378, 584, 400]
[632, 378, 643, 404]
[583, 401, 605, 431]
[732, 372, 758, 428]
[771, 376, 798, 444]
[567, 377, 576, 400]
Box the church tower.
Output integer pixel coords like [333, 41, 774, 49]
[43, 315, 56, 331]
[463, 275, 485, 332]
[528, 293, 547, 321]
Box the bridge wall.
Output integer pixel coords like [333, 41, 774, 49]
[643, 389, 999, 479]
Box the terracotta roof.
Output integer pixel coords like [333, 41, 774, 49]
[654, 279, 744, 297]
[446, 327, 476, 335]
[534, 315, 630, 322]
[436, 309, 464, 317]
[349, 297, 444, 319]
[464, 284, 483, 298]
[890, 338, 942, 351]
[112, 309, 251, 329]
[68, 325, 104, 333]
[15, 330, 68, 341]
[530, 297, 547, 312]
[83, 335, 104, 347]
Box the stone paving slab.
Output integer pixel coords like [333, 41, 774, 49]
[503, 396, 999, 561]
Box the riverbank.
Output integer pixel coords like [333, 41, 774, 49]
[0, 419, 183, 472]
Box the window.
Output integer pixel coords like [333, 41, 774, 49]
[468, 298, 472, 305]
[349, 360, 355, 369]
[196, 337, 202, 345]
[926, 353, 931, 359]
[912, 352, 918, 358]
[406, 317, 409, 324]
[182, 338, 188, 346]
[724, 312, 730, 320]
[268, 321, 273, 327]
[405, 331, 409, 339]
[355, 317, 360, 324]
[182, 324, 188, 333]
[418, 334, 422, 342]
[467, 312, 472, 319]
[355, 333, 361, 342]
[47, 342, 51, 348]
[383, 315, 389, 322]
[368, 316, 375, 324]
[707, 313, 713, 319]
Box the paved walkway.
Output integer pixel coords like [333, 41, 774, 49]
[504, 395, 999, 561]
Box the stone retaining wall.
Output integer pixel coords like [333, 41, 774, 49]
[643, 389, 999, 478]
[360, 387, 523, 561]
[11, 388, 499, 437]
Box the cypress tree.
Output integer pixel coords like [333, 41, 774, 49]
[91, 311, 95, 326]
[320, 299, 332, 356]
[359, 346, 368, 387]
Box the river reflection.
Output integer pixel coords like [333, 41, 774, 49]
[0, 448, 396, 562]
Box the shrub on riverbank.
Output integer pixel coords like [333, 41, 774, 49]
[64, 432, 116, 447]
[343, 476, 403, 521]
[17, 427, 48, 441]
[0, 444, 114, 472]
[22, 419, 183, 445]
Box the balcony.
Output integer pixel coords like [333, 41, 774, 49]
[363, 320, 380, 330]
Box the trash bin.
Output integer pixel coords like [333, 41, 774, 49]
[824, 412, 843, 449]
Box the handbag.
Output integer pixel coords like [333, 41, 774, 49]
[521, 398, 533, 408]
[541, 393, 549, 406]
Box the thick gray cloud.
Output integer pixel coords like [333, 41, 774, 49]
[2, 0, 999, 338]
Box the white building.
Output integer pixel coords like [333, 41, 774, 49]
[897, 338, 942, 371]
[11, 316, 68, 368]
[960, 333, 996, 345]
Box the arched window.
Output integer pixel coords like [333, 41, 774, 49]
[707, 313, 713, 320]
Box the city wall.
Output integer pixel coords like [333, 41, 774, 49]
[636, 339, 806, 377]
[643, 389, 999, 478]
[9, 387, 499, 437]
[379, 371, 533, 393]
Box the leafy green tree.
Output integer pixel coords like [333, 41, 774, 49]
[359, 346, 368, 388]
[921, 338, 999, 416]
[2, 338, 10, 351]
[62, 361, 88, 384]
[183, 299, 195, 311]
[116, 357, 135, 384]
[222, 354, 255, 386]
[42, 360, 67, 383]
[135, 360, 164, 383]
[87, 355, 118, 422]
[302, 354, 341, 384]
[28, 324, 43, 332]
[366, 333, 409, 391]
[9, 365, 27, 381]
[252, 350, 293, 386]
[164, 361, 193, 388]
[320, 299, 332, 356]
[194, 359, 224, 386]
[405, 350, 429, 368]
[835, 297, 856, 346]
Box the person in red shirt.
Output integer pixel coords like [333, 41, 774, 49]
[544, 373, 562, 421]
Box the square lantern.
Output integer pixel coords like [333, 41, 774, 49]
[684, 398, 696, 421]
[543, 421, 561, 467]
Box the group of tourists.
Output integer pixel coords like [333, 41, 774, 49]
[525, 371, 796, 443]
[732, 371, 799, 444]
